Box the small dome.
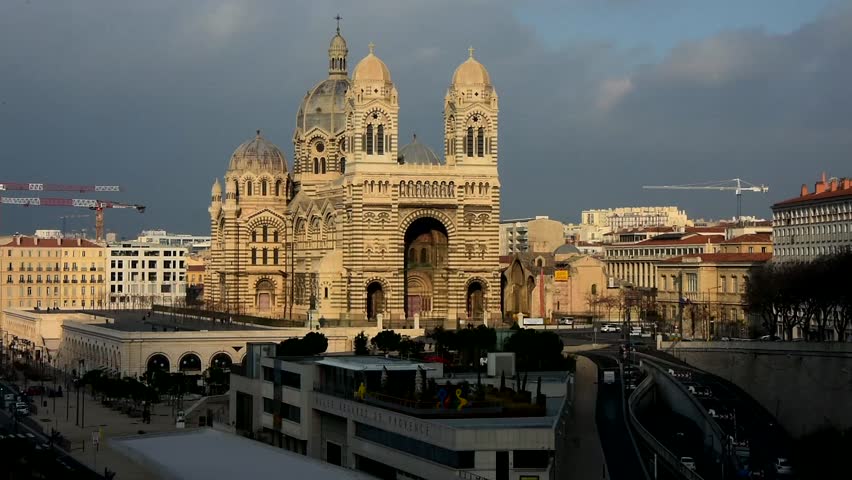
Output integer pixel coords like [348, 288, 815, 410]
[228, 131, 287, 173]
[211, 179, 222, 195]
[554, 243, 581, 256]
[398, 136, 442, 165]
[329, 33, 347, 52]
[452, 48, 491, 86]
[353, 43, 392, 83]
[296, 79, 350, 134]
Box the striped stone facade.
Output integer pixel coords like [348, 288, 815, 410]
[206, 29, 501, 324]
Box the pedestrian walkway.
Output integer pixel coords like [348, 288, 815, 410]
[29, 380, 186, 479]
[562, 355, 608, 479]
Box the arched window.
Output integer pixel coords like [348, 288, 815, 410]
[262, 248, 268, 265]
[261, 179, 267, 196]
[273, 230, 279, 243]
[466, 127, 474, 157]
[320, 158, 326, 174]
[251, 248, 257, 265]
[324, 287, 329, 299]
[247, 181, 253, 196]
[273, 248, 279, 265]
[420, 248, 428, 264]
[275, 180, 281, 196]
[366, 124, 374, 154]
[313, 158, 319, 174]
[340, 158, 346, 173]
[262, 225, 268, 242]
[591, 284, 598, 295]
[251, 230, 257, 243]
[377, 124, 384, 155]
[477, 127, 484, 156]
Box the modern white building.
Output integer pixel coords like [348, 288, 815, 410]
[231, 346, 572, 480]
[772, 174, 852, 262]
[499, 216, 567, 255]
[107, 242, 188, 308]
[135, 230, 211, 253]
[568, 206, 692, 243]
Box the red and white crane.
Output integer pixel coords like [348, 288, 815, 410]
[0, 182, 144, 241]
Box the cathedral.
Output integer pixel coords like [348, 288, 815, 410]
[206, 26, 501, 324]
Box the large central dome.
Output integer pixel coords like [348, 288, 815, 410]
[228, 130, 287, 173]
[296, 78, 350, 134]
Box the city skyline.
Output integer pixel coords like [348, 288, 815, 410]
[1, 0, 850, 236]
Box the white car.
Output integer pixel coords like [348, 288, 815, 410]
[680, 456, 697, 471]
[557, 317, 574, 326]
[774, 457, 792, 475]
[601, 324, 621, 333]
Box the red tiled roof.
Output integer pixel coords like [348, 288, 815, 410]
[1, 237, 101, 248]
[774, 185, 852, 207]
[685, 226, 727, 233]
[187, 265, 205, 272]
[634, 234, 725, 246]
[723, 233, 772, 244]
[660, 253, 772, 264]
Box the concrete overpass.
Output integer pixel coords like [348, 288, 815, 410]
[661, 340, 852, 437]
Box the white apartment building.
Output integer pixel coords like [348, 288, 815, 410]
[107, 242, 187, 308]
[573, 206, 692, 242]
[136, 230, 211, 253]
[232, 345, 572, 480]
[772, 174, 852, 262]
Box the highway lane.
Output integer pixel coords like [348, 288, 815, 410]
[583, 352, 649, 480]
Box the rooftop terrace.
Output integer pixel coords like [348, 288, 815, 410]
[77, 310, 267, 332]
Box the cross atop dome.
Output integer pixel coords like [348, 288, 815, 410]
[335, 14, 342, 34]
[368, 42, 375, 54]
[469, 46, 475, 58]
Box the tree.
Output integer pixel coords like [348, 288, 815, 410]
[276, 332, 328, 356]
[504, 328, 565, 371]
[303, 331, 328, 355]
[397, 338, 424, 358]
[354, 331, 370, 355]
[371, 330, 402, 354]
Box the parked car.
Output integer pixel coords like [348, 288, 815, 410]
[601, 324, 621, 333]
[681, 456, 697, 471]
[557, 317, 575, 326]
[774, 458, 793, 475]
[759, 335, 781, 341]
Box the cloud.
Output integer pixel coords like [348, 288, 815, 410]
[0, 0, 849, 235]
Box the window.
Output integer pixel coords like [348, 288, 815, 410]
[261, 179, 267, 196]
[252, 230, 257, 243]
[732, 276, 739, 293]
[685, 273, 698, 293]
[313, 158, 319, 174]
[247, 181, 253, 196]
[366, 124, 374, 154]
[273, 230, 279, 243]
[465, 127, 474, 157]
[720, 276, 727, 293]
[660, 276, 667, 291]
[275, 180, 282, 196]
[340, 158, 346, 173]
[324, 287, 328, 299]
[262, 225, 268, 243]
[513, 450, 552, 469]
[273, 248, 279, 265]
[251, 248, 257, 265]
[476, 127, 484, 156]
[591, 283, 598, 295]
[263, 397, 275, 414]
[262, 248, 268, 265]
[355, 423, 474, 468]
[280, 402, 301, 423]
[376, 125, 384, 155]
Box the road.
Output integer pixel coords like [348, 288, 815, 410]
[1, 380, 105, 479]
[583, 351, 649, 480]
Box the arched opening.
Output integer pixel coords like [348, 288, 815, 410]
[340, 158, 346, 173]
[210, 352, 232, 371]
[313, 158, 319, 174]
[591, 283, 598, 296]
[404, 217, 449, 319]
[366, 282, 384, 320]
[467, 281, 484, 320]
[377, 124, 384, 155]
[466, 127, 474, 157]
[366, 124, 374, 154]
[256, 279, 274, 311]
[146, 353, 171, 372]
[275, 180, 282, 196]
[179, 353, 202, 373]
[247, 181, 253, 196]
[477, 127, 485, 156]
[320, 157, 326, 174]
[261, 179, 267, 196]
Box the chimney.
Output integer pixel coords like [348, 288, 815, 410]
[842, 178, 852, 190]
[15, 236, 21, 246]
[815, 178, 827, 194]
[800, 184, 809, 196]
[830, 178, 838, 192]
[77, 238, 82, 246]
[34, 237, 38, 246]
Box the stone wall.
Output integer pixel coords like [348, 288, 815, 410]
[662, 341, 852, 437]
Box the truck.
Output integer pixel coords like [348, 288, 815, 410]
[603, 370, 615, 385]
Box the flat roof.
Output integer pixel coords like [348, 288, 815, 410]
[80, 310, 266, 332]
[111, 429, 373, 480]
[314, 356, 434, 372]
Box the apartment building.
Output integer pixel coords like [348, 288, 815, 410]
[772, 173, 852, 262]
[1, 236, 108, 312]
[499, 216, 566, 255]
[106, 242, 187, 309]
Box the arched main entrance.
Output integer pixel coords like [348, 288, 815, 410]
[210, 352, 233, 370]
[466, 281, 485, 320]
[366, 282, 384, 320]
[404, 217, 449, 318]
[256, 279, 274, 311]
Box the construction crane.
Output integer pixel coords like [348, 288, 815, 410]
[0, 182, 121, 193]
[643, 178, 769, 222]
[0, 197, 145, 241]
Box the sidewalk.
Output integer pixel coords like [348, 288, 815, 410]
[28, 381, 185, 479]
[563, 355, 607, 479]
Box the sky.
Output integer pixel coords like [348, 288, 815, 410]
[0, 0, 850, 237]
